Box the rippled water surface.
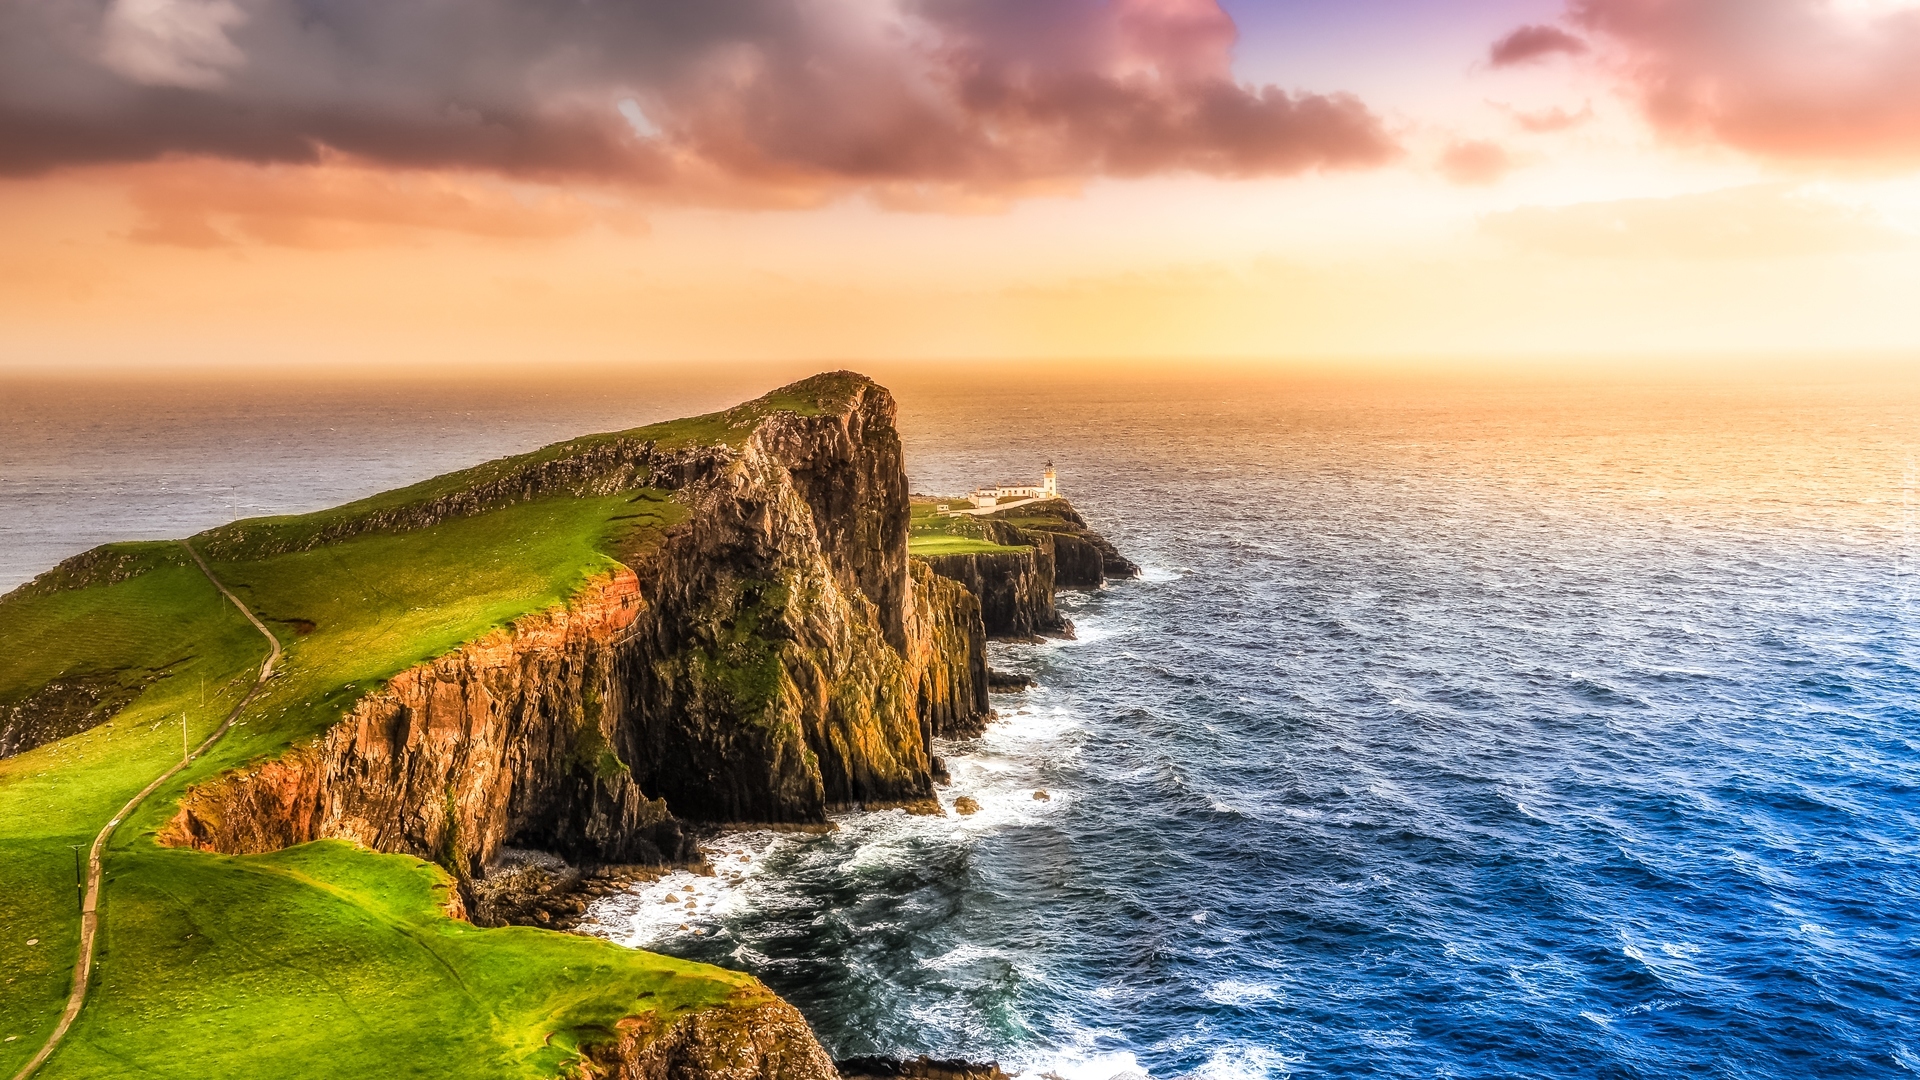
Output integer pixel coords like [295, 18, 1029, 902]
[7, 371, 1920, 1079]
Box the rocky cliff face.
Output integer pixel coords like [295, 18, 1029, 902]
[917, 499, 1138, 639]
[165, 375, 975, 881]
[160, 570, 695, 875]
[584, 993, 839, 1080]
[905, 561, 989, 738]
[918, 546, 1068, 641]
[152, 373, 1111, 1080]
[984, 500, 1139, 587]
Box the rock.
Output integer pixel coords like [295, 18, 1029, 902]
[838, 1055, 1011, 1080]
[919, 547, 1071, 641]
[1032, 790, 1050, 802]
[159, 375, 980, 884]
[918, 499, 1134, 643]
[929, 756, 952, 786]
[986, 670, 1035, 691]
[587, 993, 838, 1080]
[113, 373, 1135, 1080]
[907, 563, 991, 738]
[465, 849, 580, 928]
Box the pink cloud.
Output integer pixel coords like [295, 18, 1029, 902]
[1439, 139, 1516, 185]
[1509, 0, 1920, 166]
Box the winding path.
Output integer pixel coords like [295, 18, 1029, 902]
[10, 541, 281, 1080]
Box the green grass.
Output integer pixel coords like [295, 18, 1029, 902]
[0, 377, 860, 1078]
[39, 842, 750, 1080]
[183, 375, 855, 566]
[171, 490, 683, 785]
[1, 559, 265, 1068]
[0, 492, 691, 1077]
[905, 535, 1026, 556]
[906, 500, 1026, 557]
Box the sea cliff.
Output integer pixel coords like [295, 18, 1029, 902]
[912, 499, 1139, 640]
[81, 371, 1129, 1079]
[163, 375, 978, 879]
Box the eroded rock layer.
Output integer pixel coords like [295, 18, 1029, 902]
[165, 375, 978, 880]
[586, 994, 840, 1080]
[918, 546, 1068, 641]
[152, 373, 1129, 1080]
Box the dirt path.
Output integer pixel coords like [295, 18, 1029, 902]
[939, 494, 1047, 518]
[10, 541, 281, 1080]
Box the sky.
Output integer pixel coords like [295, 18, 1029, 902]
[3, 0, 1920, 373]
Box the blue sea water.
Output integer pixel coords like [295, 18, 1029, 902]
[6, 371, 1919, 1078]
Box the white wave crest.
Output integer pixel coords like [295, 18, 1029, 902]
[1203, 979, 1283, 1006]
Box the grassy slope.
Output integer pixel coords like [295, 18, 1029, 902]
[906, 500, 1027, 557]
[51, 842, 756, 1079]
[0, 375, 862, 1079]
[0, 557, 263, 1070]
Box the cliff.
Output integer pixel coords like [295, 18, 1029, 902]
[909, 498, 1136, 641]
[906, 561, 989, 738]
[976, 500, 1140, 586]
[1, 371, 1134, 1080]
[164, 374, 980, 881]
[917, 546, 1067, 641]
[586, 992, 840, 1080]
[158, 569, 699, 872]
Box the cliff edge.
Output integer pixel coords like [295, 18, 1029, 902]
[162, 373, 978, 880]
[0, 371, 1130, 1080]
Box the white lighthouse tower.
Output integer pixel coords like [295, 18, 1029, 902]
[1042, 462, 1058, 497]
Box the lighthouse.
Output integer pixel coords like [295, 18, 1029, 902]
[1042, 462, 1058, 497]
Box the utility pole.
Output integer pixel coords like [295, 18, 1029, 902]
[71, 845, 82, 912]
[182, 713, 189, 766]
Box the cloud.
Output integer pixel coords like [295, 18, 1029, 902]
[1481, 183, 1911, 257]
[99, 0, 248, 89]
[1488, 24, 1590, 66]
[1438, 139, 1516, 185]
[0, 0, 1398, 204]
[1516, 0, 1920, 166]
[118, 158, 642, 248]
[1504, 103, 1595, 133]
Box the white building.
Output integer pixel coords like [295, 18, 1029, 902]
[968, 464, 1057, 508]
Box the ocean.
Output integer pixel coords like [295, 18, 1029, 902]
[5, 369, 1918, 1078]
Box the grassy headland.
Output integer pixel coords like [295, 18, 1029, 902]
[0, 376, 865, 1078]
[906, 500, 1027, 557]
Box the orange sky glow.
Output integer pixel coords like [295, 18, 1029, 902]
[3, 0, 1920, 374]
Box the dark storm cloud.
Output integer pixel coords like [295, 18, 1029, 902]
[0, 0, 1398, 197]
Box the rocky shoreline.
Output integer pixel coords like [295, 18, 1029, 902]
[145, 373, 1131, 1079]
